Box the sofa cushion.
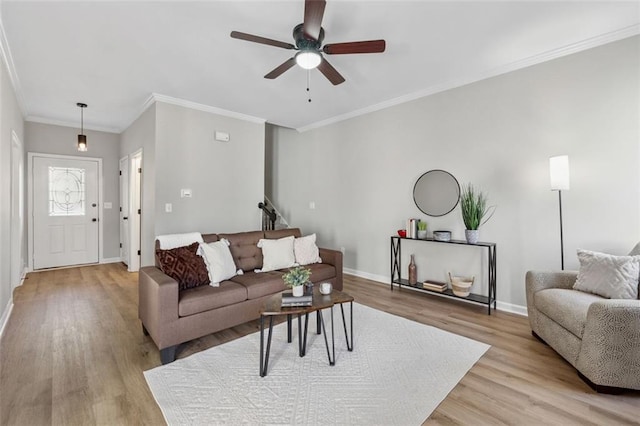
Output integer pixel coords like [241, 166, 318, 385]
[258, 236, 296, 272]
[264, 228, 302, 239]
[202, 233, 220, 244]
[573, 249, 640, 299]
[178, 281, 248, 317]
[305, 263, 336, 283]
[230, 270, 287, 299]
[156, 242, 210, 291]
[294, 234, 322, 266]
[198, 239, 237, 286]
[535, 288, 605, 338]
[219, 231, 264, 272]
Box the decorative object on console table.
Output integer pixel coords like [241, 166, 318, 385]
[433, 230, 451, 242]
[549, 155, 570, 270]
[282, 266, 312, 297]
[397, 229, 407, 238]
[408, 254, 417, 285]
[422, 280, 447, 292]
[417, 220, 427, 239]
[460, 183, 495, 244]
[448, 272, 474, 297]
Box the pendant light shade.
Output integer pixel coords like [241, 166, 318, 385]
[77, 102, 88, 152]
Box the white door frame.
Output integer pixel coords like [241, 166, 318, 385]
[119, 155, 130, 265]
[10, 131, 25, 289]
[128, 149, 142, 271]
[27, 152, 104, 270]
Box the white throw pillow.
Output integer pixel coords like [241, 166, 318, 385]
[573, 249, 640, 299]
[257, 236, 296, 272]
[294, 234, 322, 265]
[198, 239, 237, 286]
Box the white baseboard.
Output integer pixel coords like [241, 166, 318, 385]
[100, 257, 123, 264]
[0, 300, 13, 340]
[343, 267, 527, 317]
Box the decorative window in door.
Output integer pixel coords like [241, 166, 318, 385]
[48, 166, 86, 216]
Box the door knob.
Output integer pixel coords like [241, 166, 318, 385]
[92, 203, 97, 207]
[123, 217, 128, 220]
[92, 218, 97, 222]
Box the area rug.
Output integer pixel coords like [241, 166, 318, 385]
[144, 303, 490, 425]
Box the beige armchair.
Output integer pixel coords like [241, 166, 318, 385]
[525, 244, 640, 393]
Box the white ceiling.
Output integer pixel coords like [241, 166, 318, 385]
[1, 1, 638, 133]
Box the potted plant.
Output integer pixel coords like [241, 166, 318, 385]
[460, 184, 495, 244]
[283, 266, 312, 297]
[417, 221, 428, 239]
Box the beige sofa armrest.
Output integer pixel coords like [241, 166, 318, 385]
[525, 270, 578, 333]
[319, 247, 343, 291]
[138, 266, 180, 343]
[576, 299, 640, 389]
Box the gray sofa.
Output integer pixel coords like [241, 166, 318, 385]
[526, 249, 640, 392]
[139, 228, 343, 364]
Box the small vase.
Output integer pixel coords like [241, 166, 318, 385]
[417, 230, 428, 239]
[408, 254, 417, 285]
[292, 285, 304, 297]
[465, 229, 479, 244]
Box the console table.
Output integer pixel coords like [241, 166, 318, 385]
[390, 236, 497, 314]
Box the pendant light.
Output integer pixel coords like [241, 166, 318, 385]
[77, 102, 88, 152]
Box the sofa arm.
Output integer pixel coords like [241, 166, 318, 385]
[319, 247, 343, 291]
[138, 266, 180, 343]
[576, 299, 640, 389]
[525, 270, 578, 333]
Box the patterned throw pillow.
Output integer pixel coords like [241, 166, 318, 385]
[573, 249, 640, 299]
[157, 242, 210, 291]
[294, 234, 322, 265]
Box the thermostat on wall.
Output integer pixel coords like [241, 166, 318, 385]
[215, 131, 230, 142]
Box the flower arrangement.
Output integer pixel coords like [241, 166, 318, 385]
[282, 266, 312, 288]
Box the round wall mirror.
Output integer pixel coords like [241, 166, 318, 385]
[413, 170, 460, 216]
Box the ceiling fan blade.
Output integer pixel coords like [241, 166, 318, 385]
[264, 58, 297, 79]
[317, 57, 345, 85]
[230, 31, 295, 50]
[323, 40, 386, 55]
[303, 0, 326, 40]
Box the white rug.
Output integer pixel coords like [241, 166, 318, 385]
[144, 303, 490, 425]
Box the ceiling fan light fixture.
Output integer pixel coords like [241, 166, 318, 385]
[295, 50, 321, 69]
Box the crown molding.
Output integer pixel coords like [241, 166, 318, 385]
[152, 93, 266, 124]
[0, 12, 27, 117]
[296, 25, 640, 133]
[25, 116, 120, 134]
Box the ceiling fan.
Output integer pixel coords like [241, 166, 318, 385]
[230, 0, 385, 86]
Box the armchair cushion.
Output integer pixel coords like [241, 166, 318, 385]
[573, 249, 640, 299]
[535, 288, 604, 338]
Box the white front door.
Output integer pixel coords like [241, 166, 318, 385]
[32, 156, 99, 269]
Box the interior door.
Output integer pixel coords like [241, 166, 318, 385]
[32, 156, 99, 269]
[119, 156, 129, 265]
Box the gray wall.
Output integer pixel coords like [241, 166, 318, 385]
[267, 36, 640, 311]
[25, 121, 121, 260]
[0, 51, 25, 323]
[120, 104, 156, 266]
[154, 102, 265, 236]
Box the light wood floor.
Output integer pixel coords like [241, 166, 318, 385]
[1, 263, 638, 425]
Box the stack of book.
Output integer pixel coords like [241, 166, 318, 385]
[281, 291, 313, 307]
[422, 281, 447, 292]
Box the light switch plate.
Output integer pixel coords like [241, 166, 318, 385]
[181, 189, 192, 198]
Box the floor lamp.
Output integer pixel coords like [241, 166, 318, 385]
[549, 155, 570, 270]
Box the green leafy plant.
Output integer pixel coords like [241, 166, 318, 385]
[282, 266, 312, 288]
[460, 184, 495, 230]
[417, 221, 427, 231]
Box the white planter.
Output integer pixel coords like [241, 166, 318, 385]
[292, 285, 304, 297]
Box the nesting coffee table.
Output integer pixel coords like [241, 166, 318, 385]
[259, 288, 354, 377]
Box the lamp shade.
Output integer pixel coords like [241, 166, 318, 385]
[549, 155, 570, 191]
[77, 134, 87, 152]
[295, 51, 321, 70]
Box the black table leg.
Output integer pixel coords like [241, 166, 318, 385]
[316, 311, 321, 334]
[260, 316, 274, 377]
[301, 313, 310, 356]
[340, 302, 353, 351]
[319, 308, 336, 366]
[287, 314, 292, 343]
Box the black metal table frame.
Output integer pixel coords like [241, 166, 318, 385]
[259, 301, 353, 377]
[390, 236, 497, 314]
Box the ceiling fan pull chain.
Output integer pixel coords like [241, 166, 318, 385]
[307, 69, 312, 103]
